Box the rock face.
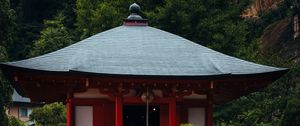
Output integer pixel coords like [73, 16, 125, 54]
[242, 0, 283, 18]
[260, 18, 291, 53]
[260, 17, 300, 64]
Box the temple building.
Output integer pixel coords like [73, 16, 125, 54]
[0, 3, 287, 126]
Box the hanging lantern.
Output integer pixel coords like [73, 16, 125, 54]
[141, 88, 154, 103]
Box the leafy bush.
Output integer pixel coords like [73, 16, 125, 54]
[30, 102, 66, 126]
[8, 116, 25, 126]
[282, 98, 300, 126]
[180, 123, 193, 126]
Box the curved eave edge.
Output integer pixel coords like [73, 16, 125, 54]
[233, 68, 288, 80]
[0, 63, 68, 74]
[0, 62, 289, 80]
[68, 68, 289, 80]
[12, 101, 44, 106]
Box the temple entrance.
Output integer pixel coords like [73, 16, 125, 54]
[123, 105, 160, 126]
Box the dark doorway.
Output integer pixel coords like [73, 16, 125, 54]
[123, 105, 160, 126]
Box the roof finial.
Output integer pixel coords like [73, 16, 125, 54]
[127, 3, 142, 20]
[129, 3, 141, 14]
[124, 3, 148, 26]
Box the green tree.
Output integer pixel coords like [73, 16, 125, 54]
[0, 0, 14, 61]
[29, 13, 73, 57]
[148, 0, 251, 57]
[0, 0, 14, 125]
[8, 0, 76, 60]
[8, 116, 26, 126]
[30, 102, 66, 126]
[75, 0, 122, 39]
[75, 0, 168, 40]
[0, 77, 13, 126]
[0, 0, 15, 47]
[282, 98, 300, 126]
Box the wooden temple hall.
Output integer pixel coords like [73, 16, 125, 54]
[0, 3, 288, 126]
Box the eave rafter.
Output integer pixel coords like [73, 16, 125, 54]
[9, 69, 279, 104]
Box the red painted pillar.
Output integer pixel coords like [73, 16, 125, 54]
[66, 98, 73, 126]
[169, 98, 176, 126]
[206, 82, 214, 126]
[115, 96, 123, 126]
[206, 99, 213, 126]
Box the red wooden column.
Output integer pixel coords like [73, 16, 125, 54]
[66, 98, 73, 126]
[169, 97, 176, 126]
[206, 81, 214, 126]
[115, 96, 123, 126]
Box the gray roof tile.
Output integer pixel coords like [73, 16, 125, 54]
[3, 26, 287, 76]
[12, 89, 30, 103]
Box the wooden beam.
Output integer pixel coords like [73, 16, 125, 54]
[71, 98, 111, 106]
[123, 96, 175, 104]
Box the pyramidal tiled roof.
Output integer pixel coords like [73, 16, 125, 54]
[1, 25, 287, 76]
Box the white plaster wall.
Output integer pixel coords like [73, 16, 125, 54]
[75, 106, 93, 126]
[188, 108, 205, 126]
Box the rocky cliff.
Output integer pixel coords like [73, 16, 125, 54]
[242, 0, 284, 18]
[260, 17, 300, 63]
[260, 18, 291, 52]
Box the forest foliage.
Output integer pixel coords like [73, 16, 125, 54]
[0, 0, 300, 125]
[30, 102, 66, 126]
